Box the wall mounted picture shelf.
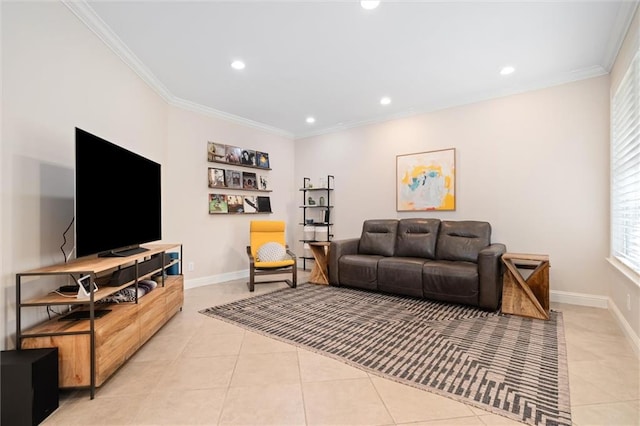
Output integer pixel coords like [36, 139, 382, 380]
[207, 141, 272, 215]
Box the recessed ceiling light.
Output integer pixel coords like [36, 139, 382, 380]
[500, 66, 515, 75]
[231, 60, 246, 70]
[361, 1, 380, 10]
[380, 97, 391, 105]
[306, 117, 316, 124]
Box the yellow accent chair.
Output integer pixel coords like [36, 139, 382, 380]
[246, 220, 297, 292]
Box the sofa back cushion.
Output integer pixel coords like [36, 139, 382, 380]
[395, 218, 441, 259]
[436, 221, 491, 262]
[359, 219, 398, 257]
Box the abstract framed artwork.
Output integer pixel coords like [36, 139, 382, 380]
[396, 148, 456, 211]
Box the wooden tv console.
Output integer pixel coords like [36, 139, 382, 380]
[15, 243, 183, 398]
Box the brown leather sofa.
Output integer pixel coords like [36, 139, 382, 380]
[328, 218, 506, 311]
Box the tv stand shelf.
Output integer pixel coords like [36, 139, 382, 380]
[15, 243, 183, 399]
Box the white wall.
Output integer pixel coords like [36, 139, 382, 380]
[1, 1, 169, 349]
[608, 6, 640, 346]
[164, 106, 295, 287]
[295, 76, 611, 299]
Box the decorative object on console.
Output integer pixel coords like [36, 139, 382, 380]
[396, 148, 456, 211]
[98, 280, 157, 304]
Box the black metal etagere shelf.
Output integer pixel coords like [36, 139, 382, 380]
[299, 175, 334, 270]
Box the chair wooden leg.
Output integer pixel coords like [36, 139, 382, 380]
[292, 265, 297, 288]
[249, 268, 255, 292]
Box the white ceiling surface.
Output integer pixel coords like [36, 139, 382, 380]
[71, 1, 637, 139]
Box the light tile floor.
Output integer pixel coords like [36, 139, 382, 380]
[44, 271, 640, 425]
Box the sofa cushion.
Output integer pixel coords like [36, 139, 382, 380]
[338, 254, 382, 290]
[436, 221, 491, 263]
[378, 257, 426, 298]
[395, 218, 441, 259]
[359, 219, 398, 257]
[423, 260, 478, 306]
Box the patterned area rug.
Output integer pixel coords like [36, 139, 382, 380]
[200, 283, 571, 426]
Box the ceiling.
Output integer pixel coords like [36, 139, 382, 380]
[68, 1, 637, 139]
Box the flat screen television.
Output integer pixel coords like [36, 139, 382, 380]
[75, 127, 161, 258]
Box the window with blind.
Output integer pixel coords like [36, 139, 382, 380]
[611, 48, 640, 274]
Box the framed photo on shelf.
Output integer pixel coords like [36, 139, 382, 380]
[225, 169, 242, 188]
[396, 148, 456, 211]
[256, 196, 272, 213]
[225, 145, 242, 164]
[209, 194, 228, 214]
[243, 196, 258, 213]
[256, 151, 270, 168]
[207, 142, 226, 162]
[242, 172, 258, 189]
[208, 168, 226, 188]
[227, 195, 245, 213]
[240, 149, 256, 166]
[258, 174, 269, 191]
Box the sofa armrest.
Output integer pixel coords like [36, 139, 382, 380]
[477, 243, 507, 310]
[329, 238, 360, 285]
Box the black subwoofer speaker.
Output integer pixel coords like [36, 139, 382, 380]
[1, 347, 59, 426]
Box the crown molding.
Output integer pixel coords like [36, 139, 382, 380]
[170, 97, 294, 139]
[62, 0, 294, 140]
[62, 0, 174, 103]
[603, 1, 639, 71]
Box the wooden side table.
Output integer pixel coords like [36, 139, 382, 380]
[309, 241, 331, 285]
[501, 253, 550, 320]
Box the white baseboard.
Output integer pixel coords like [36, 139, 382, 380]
[550, 290, 609, 308]
[550, 290, 639, 356]
[184, 270, 248, 290]
[608, 299, 640, 357]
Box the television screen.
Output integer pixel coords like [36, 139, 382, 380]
[75, 128, 161, 258]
